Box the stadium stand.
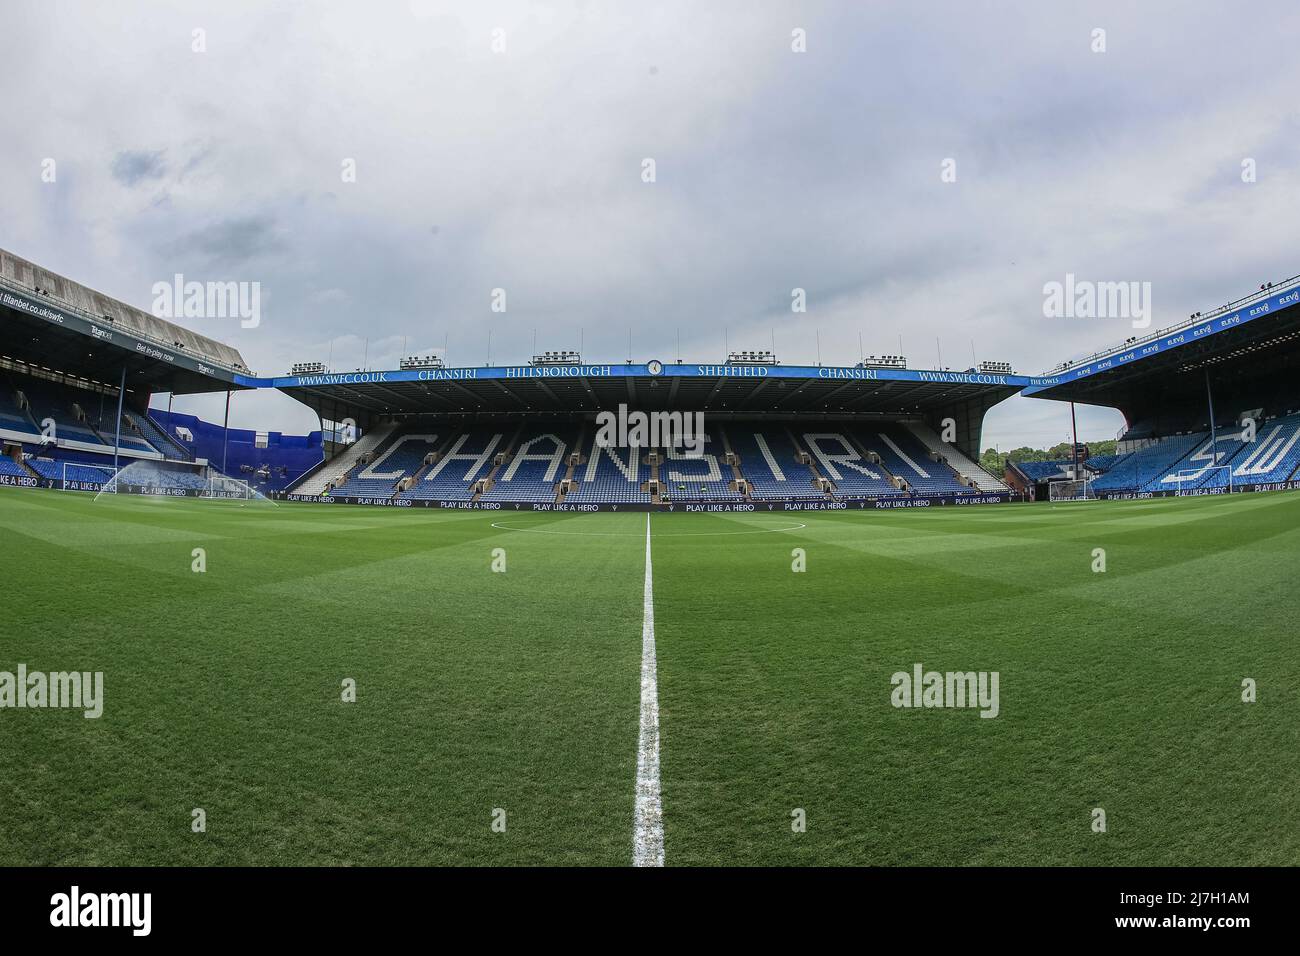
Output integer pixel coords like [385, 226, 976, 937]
[660, 430, 741, 501]
[27, 458, 116, 484]
[0, 457, 29, 477]
[0, 379, 42, 437]
[128, 411, 191, 460]
[399, 426, 504, 501]
[727, 427, 825, 500]
[1229, 413, 1300, 484]
[480, 428, 573, 502]
[12, 376, 110, 448]
[289, 423, 396, 496]
[566, 434, 653, 504]
[1150, 429, 1250, 490]
[152, 409, 325, 492]
[4, 372, 161, 455]
[857, 424, 968, 495]
[799, 430, 897, 497]
[280, 417, 1012, 504]
[1143, 414, 1300, 489]
[331, 431, 443, 498]
[1082, 454, 1128, 474]
[906, 421, 1009, 491]
[1016, 460, 1071, 481]
[1090, 433, 1207, 491]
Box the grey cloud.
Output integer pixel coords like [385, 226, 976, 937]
[168, 214, 284, 270]
[2, 0, 1298, 442]
[110, 149, 167, 186]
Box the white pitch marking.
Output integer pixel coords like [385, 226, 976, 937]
[633, 512, 664, 866]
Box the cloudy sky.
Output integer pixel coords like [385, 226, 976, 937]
[3, 0, 1298, 449]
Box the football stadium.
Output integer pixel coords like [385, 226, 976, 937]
[6, 7, 1300, 932]
[3, 248, 1299, 871]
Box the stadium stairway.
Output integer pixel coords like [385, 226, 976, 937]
[798, 429, 897, 498]
[479, 423, 529, 498]
[288, 423, 396, 496]
[906, 421, 1008, 491]
[404, 429, 462, 484]
[331, 430, 447, 498]
[641, 447, 660, 501]
[728, 427, 824, 500]
[858, 425, 969, 495]
[554, 424, 584, 503]
[847, 430, 905, 494]
[132, 411, 192, 460]
[658, 434, 741, 502]
[0, 448, 39, 479]
[108, 413, 163, 457]
[477, 424, 573, 503]
[398, 426, 505, 502]
[716, 426, 750, 497]
[1, 376, 43, 438]
[146, 411, 196, 460]
[565, 433, 652, 504]
[786, 428, 834, 497]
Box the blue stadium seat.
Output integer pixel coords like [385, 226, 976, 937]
[729, 427, 824, 500]
[566, 436, 651, 504]
[480, 428, 573, 502]
[334, 431, 444, 498]
[1228, 413, 1300, 484]
[1091, 433, 1206, 491]
[398, 427, 505, 501]
[857, 425, 967, 494]
[799, 430, 897, 497]
[660, 431, 741, 501]
[1017, 460, 1072, 481]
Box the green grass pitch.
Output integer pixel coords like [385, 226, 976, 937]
[2, 485, 1298, 866]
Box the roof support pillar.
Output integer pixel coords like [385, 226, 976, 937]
[222, 390, 232, 474]
[112, 364, 127, 476]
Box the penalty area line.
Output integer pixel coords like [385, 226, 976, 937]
[633, 512, 664, 867]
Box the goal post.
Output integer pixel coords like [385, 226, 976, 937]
[1048, 477, 1095, 502]
[206, 473, 257, 500]
[90, 460, 274, 504]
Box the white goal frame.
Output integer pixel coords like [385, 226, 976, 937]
[1174, 465, 1234, 495]
[62, 461, 117, 491]
[206, 473, 257, 500]
[1048, 477, 1096, 502]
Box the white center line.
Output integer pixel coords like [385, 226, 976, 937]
[633, 511, 664, 866]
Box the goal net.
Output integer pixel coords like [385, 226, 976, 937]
[1048, 477, 1096, 501]
[94, 460, 275, 505]
[207, 473, 261, 501]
